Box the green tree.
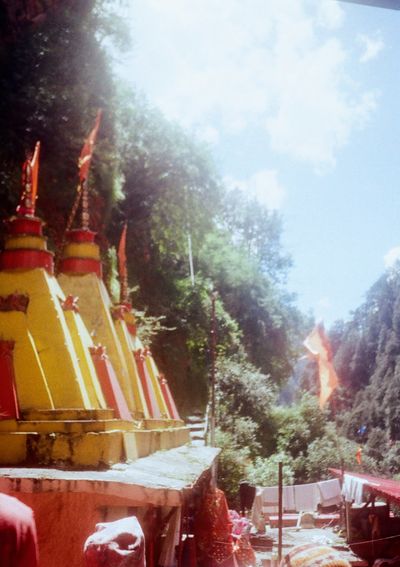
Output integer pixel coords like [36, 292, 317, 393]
[0, 0, 307, 426]
[0, 1, 127, 243]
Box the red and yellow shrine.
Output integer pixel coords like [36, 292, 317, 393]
[0, 141, 189, 468]
[0, 125, 217, 567]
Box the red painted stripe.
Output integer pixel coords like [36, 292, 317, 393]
[159, 377, 180, 420]
[66, 229, 96, 243]
[6, 217, 43, 236]
[90, 346, 132, 421]
[0, 341, 20, 419]
[58, 257, 102, 277]
[0, 249, 53, 274]
[134, 350, 161, 419]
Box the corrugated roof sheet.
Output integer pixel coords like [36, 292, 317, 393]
[330, 469, 400, 505]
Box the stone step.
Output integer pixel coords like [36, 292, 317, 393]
[142, 418, 185, 430]
[188, 423, 206, 431]
[0, 419, 135, 434]
[0, 426, 191, 467]
[188, 415, 206, 446]
[186, 415, 204, 423]
[22, 408, 115, 421]
[190, 432, 206, 440]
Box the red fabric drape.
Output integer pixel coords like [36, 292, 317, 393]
[194, 488, 255, 567]
[0, 493, 39, 567]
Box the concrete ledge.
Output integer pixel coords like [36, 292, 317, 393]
[0, 445, 220, 507]
[0, 445, 219, 567]
[142, 418, 185, 429]
[0, 419, 136, 433]
[132, 427, 190, 458]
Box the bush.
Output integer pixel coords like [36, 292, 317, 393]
[246, 452, 295, 486]
[215, 428, 251, 508]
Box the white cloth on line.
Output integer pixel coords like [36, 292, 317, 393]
[317, 479, 341, 507]
[282, 486, 296, 511]
[294, 482, 321, 512]
[251, 488, 266, 532]
[260, 487, 279, 516]
[251, 478, 339, 529]
[261, 486, 278, 505]
[258, 485, 295, 515]
[342, 474, 368, 505]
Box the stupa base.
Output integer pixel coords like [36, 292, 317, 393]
[0, 409, 190, 467]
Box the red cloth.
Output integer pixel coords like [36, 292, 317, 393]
[0, 493, 39, 567]
[84, 516, 145, 567]
[194, 488, 255, 567]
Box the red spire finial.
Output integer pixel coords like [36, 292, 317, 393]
[16, 141, 40, 217]
[78, 110, 102, 230]
[118, 223, 128, 303]
[78, 109, 102, 184]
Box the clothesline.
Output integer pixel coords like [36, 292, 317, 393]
[342, 532, 400, 547]
[251, 479, 342, 532]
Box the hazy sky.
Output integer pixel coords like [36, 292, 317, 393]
[115, 0, 400, 326]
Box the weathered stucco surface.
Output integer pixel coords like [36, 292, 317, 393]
[0, 445, 219, 567]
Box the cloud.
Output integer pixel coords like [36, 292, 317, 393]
[196, 125, 220, 146]
[316, 1, 344, 30]
[357, 33, 384, 63]
[384, 246, 400, 269]
[120, 0, 378, 170]
[224, 169, 285, 210]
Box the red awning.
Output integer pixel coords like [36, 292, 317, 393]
[330, 469, 400, 505]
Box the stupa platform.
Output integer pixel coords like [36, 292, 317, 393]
[0, 407, 190, 467]
[0, 445, 220, 567]
[0, 445, 219, 505]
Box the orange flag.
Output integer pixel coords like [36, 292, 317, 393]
[356, 447, 362, 465]
[304, 323, 339, 408]
[118, 223, 128, 303]
[30, 141, 40, 207]
[78, 109, 102, 182]
[17, 141, 41, 217]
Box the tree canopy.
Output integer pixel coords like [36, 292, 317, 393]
[0, 0, 305, 418]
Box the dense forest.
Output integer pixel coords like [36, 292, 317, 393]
[1, 0, 399, 504]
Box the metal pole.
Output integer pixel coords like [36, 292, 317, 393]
[187, 233, 195, 286]
[209, 291, 217, 446]
[345, 500, 352, 543]
[81, 179, 89, 230]
[278, 461, 283, 563]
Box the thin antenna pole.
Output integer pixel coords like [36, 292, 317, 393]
[278, 462, 283, 563]
[209, 291, 217, 446]
[187, 233, 195, 286]
[81, 179, 89, 230]
[55, 183, 83, 273]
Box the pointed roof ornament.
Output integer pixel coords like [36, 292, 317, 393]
[16, 141, 40, 218]
[56, 111, 102, 274]
[118, 223, 128, 304]
[78, 109, 102, 231]
[78, 109, 102, 185]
